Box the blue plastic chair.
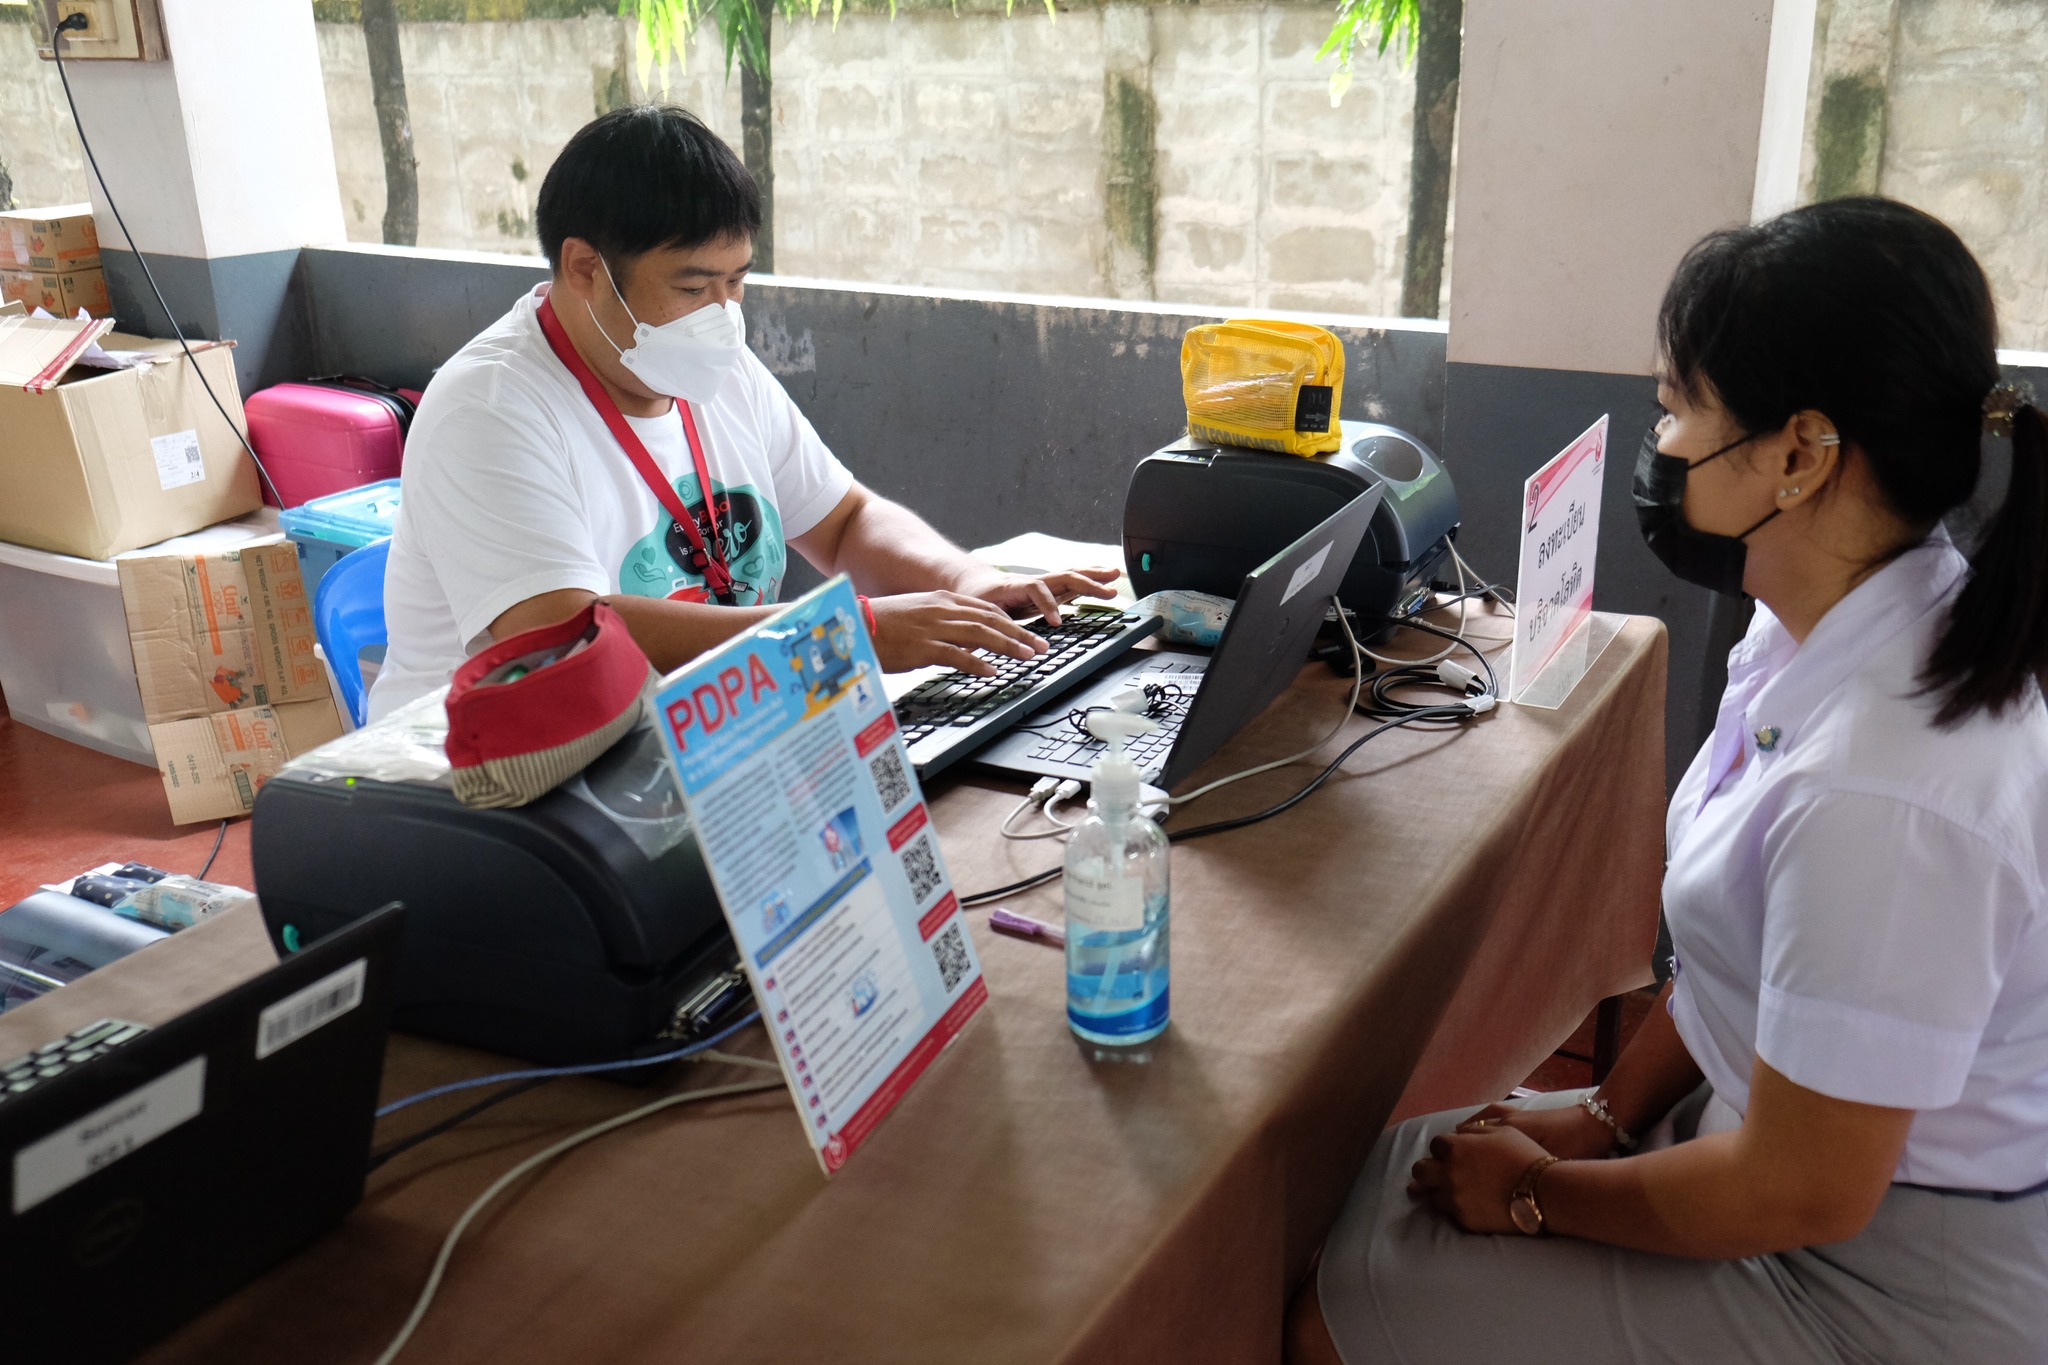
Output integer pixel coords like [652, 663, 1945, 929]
[314, 538, 390, 727]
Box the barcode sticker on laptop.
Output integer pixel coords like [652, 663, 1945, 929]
[255, 958, 367, 1060]
[12, 1057, 206, 1215]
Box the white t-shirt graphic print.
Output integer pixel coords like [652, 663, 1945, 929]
[368, 286, 853, 720]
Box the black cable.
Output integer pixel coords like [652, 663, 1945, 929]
[1354, 614, 1499, 721]
[48, 19, 285, 507]
[366, 1076, 553, 1173]
[196, 819, 228, 880]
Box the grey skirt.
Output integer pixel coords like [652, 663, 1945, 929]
[1317, 1089, 2048, 1365]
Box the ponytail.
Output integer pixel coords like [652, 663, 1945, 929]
[1925, 396, 2048, 725]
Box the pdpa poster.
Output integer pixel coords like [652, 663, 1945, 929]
[651, 576, 986, 1174]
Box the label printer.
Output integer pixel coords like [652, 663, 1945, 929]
[1124, 419, 1462, 624]
[251, 714, 740, 1065]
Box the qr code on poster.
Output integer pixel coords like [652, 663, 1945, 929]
[868, 744, 912, 813]
[900, 832, 943, 904]
[931, 921, 971, 993]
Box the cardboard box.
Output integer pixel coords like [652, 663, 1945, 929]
[0, 269, 38, 310]
[0, 204, 101, 272]
[117, 538, 346, 824]
[0, 315, 262, 560]
[34, 265, 112, 318]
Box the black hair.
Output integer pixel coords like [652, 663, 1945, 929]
[1658, 195, 2048, 725]
[535, 104, 760, 274]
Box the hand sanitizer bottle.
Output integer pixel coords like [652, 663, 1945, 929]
[1064, 712, 1171, 1048]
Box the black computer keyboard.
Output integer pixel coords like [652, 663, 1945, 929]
[894, 609, 1161, 778]
[0, 1017, 150, 1106]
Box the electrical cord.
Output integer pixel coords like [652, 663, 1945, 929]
[1354, 615, 1500, 722]
[367, 1076, 553, 1173]
[374, 1008, 762, 1119]
[367, 1075, 788, 1365]
[1359, 543, 1471, 668]
[1448, 540, 1515, 618]
[196, 819, 228, 879]
[957, 699, 1482, 908]
[48, 17, 286, 507]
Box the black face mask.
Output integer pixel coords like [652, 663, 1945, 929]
[1632, 425, 1778, 597]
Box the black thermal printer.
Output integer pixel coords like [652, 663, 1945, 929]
[1124, 419, 1462, 622]
[251, 719, 736, 1065]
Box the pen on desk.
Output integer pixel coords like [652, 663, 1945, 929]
[989, 907, 1065, 948]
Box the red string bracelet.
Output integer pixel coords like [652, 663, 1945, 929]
[856, 594, 878, 636]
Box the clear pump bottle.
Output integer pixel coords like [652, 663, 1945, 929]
[1063, 712, 1170, 1047]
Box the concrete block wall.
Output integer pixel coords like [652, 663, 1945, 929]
[316, 17, 743, 250]
[300, 8, 1415, 314]
[1882, 0, 2047, 350]
[0, 20, 91, 210]
[1799, 0, 2048, 350]
[769, 10, 1113, 297]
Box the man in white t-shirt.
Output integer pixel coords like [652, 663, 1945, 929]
[369, 105, 1113, 720]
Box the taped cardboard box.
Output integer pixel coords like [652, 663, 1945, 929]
[118, 538, 345, 823]
[24, 266, 112, 319]
[0, 315, 261, 559]
[0, 204, 101, 272]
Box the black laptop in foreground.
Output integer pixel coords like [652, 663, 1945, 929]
[0, 902, 406, 1364]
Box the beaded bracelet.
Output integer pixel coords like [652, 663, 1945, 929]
[1579, 1093, 1639, 1152]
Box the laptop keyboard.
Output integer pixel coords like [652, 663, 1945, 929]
[0, 1018, 150, 1105]
[1024, 713, 1180, 769]
[895, 611, 1146, 747]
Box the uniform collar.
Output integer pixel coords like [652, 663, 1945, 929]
[1697, 530, 1967, 807]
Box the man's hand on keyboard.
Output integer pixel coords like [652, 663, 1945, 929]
[869, 591, 1051, 677]
[950, 565, 1122, 627]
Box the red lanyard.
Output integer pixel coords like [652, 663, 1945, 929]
[535, 292, 737, 605]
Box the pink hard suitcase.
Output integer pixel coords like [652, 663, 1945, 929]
[245, 376, 422, 508]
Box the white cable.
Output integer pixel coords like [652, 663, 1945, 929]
[1001, 793, 1081, 841]
[370, 1076, 786, 1365]
[1450, 540, 1515, 618]
[1358, 545, 1469, 668]
[1167, 597, 1367, 808]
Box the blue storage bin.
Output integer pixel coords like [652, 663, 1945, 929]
[278, 478, 401, 601]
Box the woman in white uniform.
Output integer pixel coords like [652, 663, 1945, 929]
[1290, 197, 2048, 1364]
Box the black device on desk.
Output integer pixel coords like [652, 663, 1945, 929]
[0, 903, 404, 1365]
[1124, 419, 1462, 626]
[252, 719, 739, 1066]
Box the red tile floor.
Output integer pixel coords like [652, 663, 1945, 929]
[1, 694, 1657, 1089]
[0, 700, 254, 906]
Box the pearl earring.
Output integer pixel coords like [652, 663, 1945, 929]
[1780, 486, 1801, 499]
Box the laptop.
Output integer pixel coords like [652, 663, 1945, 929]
[975, 487, 1383, 791]
[0, 902, 406, 1365]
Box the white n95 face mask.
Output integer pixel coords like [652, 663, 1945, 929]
[588, 256, 745, 403]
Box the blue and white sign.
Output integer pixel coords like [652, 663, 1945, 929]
[651, 577, 986, 1175]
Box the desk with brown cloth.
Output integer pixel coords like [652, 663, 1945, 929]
[10, 607, 1666, 1365]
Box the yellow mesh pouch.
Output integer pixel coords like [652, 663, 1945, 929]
[1181, 320, 1345, 456]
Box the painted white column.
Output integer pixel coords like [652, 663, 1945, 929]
[1438, 0, 1817, 784]
[55, 0, 344, 384]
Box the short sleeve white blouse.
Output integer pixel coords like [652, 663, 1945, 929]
[1664, 530, 2048, 1191]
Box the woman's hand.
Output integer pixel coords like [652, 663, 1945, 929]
[1456, 1100, 1620, 1162]
[1408, 1122, 1554, 1235]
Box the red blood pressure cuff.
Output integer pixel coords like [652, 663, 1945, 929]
[444, 601, 652, 808]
